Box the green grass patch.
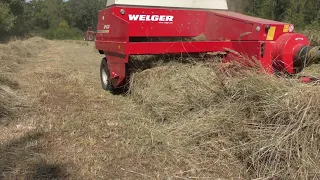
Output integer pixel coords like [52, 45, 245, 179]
[41, 28, 84, 40]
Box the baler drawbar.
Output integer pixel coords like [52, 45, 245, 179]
[95, 0, 320, 92]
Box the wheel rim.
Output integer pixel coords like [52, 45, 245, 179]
[101, 66, 109, 86]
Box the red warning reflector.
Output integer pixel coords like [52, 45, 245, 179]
[300, 77, 312, 83]
[289, 24, 294, 32]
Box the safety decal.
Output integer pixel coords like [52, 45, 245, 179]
[97, 30, 109, 33]
[283, 24, 289, 32]
[128, 14, 174, 24]
[267, 26, 276, 40]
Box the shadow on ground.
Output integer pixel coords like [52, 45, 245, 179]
[0, 131, 66, 180]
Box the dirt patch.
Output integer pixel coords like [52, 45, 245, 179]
[0, 75, 19, 89]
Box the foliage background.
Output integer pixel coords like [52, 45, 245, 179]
[0, 0, 319, 41]
[0, 0, 108, 41]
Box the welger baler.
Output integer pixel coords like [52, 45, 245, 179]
[95, 0, 320, 92]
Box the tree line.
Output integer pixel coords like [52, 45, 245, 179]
[0, 0, 319, 41]
[228, 0, 320, 30]
[0, 0, 107, 41]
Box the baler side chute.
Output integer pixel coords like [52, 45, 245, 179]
[95, 0, 320, 92]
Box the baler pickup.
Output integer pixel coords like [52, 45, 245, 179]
[95, 0, 320, 92]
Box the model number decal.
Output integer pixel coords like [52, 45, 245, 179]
[128, 14, 174, 23]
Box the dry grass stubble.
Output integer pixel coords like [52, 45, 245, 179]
[0, 37, 64, 179]
[2, 37, 320, 179]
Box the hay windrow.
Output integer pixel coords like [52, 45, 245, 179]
[129, 64, 225, 122]
[0, 37, 48, 66]
[129, 62, 320, 179]
[0, 37, 48, 122]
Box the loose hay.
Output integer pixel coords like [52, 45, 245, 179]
[129, 62, 320, 179]
[2, 36, 320, 179]
[0, 37, 48, 122]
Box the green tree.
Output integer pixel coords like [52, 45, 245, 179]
[0, 3, 16, 33]
[67, 0, 107, 31]
[59, 20, 70, 30]
[228, 0, 319, 29]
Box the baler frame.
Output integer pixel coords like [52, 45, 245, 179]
[95, 0, 320, 92]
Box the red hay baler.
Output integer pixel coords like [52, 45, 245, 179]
[95, 0, 320, 92]
[84, 27, 95, 41]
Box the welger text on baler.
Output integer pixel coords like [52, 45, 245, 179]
[128, 14, 174, 22]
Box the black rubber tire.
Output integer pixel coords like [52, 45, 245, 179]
[100, 58, 113, 92]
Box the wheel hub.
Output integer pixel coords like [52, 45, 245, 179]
[102, 67, 109, 85]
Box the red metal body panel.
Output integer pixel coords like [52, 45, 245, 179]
[123, 7, 207, 37]
[95, 5, 312, 89]
[127, 42, 232, 54]
[204, 11, 290, 41]
[96, 8, 129, 42]
[272, 33, 310, 74]
[211, 11, 285, 25]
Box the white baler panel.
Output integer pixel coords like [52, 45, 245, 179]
[106, 0, 228, 10]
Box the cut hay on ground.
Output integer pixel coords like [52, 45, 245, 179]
[129, 62, 320, 179]
[0, 37, 48, 123]
[0, 37, 50, 179]
[2, 37, 320, 179]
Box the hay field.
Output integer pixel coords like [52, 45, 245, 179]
[1, 37, 320, 180]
